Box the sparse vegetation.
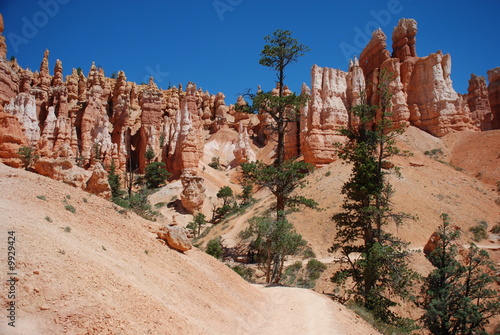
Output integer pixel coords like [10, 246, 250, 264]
[145, 147, 155, 163]
[64, 226, 71, 233]
[469, 220, 488, 242]
[490, 222, 500, 234]
[144, 162, 170, 189]
[18, 145, 39, 170]
[206, 237, 223, 259]
[36, 195, 47, 201]
[64, 204, 76, 214]
[187, 212, 207, 238]
[208, 156, 222, 170]
[282, 259, 327, 288]
[229, 265, 255, 282]
[424, 148, 444, 158]
[83, 198, 88, 203]
[44, 216, 52, 223]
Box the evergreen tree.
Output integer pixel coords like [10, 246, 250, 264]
[420, 213, 500, 334]
[144, 162, 170, 189]
[241, 216, 307, 283]
[237, 29, 316, 283]
[108, 159, 124, 199]
[187, 212, 207, 237]
[329, 70, 418, 325]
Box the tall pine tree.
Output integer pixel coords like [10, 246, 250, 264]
[329, 69, 418, 325]
[238, 29, 316, 283]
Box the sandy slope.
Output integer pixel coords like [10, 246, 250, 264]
[0, 163, 379, 335]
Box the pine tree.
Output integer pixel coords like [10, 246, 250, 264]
[420, 213, 500, 334]
[237, 29, 316, 283]
[330, 70, 418, 325]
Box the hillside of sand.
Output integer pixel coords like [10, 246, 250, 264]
[0, 162, 380, 335]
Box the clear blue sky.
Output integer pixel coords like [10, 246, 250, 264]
[1, 0, 499, 101]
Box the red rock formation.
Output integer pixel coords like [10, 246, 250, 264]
[233, 122, 256, 167]
[0, 60, 20, 107]
[110, 71, 130, 171]
[4, 92, 40, 145]
[467, 74, 493, 130]
[359, 28, 391, 79]
[0, 111, 26, 168]
[157, 220, 193, 252]
[80, 80, 113, 167]
[85, 163, 111, 199]
[180, 170, 205, 214]
[167, 83, 204, 178]
[0, 14, 6, 59]
[487, 67, 500, 129]
[406, 51, 476, 136]
[392, 18, 417, 61]
[137, 77, 165, 171]
[34, 157, 91, 188]
[300, 65, 349, 166]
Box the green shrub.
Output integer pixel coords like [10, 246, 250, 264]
[64, 226, 71, 233]
[144, 162, 170, 189]
[36, 195, 47, 201]
[302, 247, 316, 259]
[229, 265, 255, 282]
[490, 222, 500, 234]
[18, 145, 39, 170]
[206, 237, 223, 259]
[424, 148, 444, 158]
[208, 156, 222, 170]
[65, 204, 76, 214]
[306, 259, 327, 280]
[469, 221, 488, 242]
[44, 216, 52, 223]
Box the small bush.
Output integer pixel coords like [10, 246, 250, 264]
[44, 216, 52, 223]
[208, 156, 222, 170]
[37, 195, 47, 201]
[206, 237, 223, 259]
[424, 148, 444, 158]
[324, 171, 331, 177]
[469, 221, 488, 242]
[302, 247, 316, 259]
[64, 226, 71, 233]
[83, 198, 88, 203]
[154, 202, 167, 208]
[65, 204, 76, 214]
[18, 145, 39, 170]
[229, 265, 255, 282]
[65, 195, 71, 199]
[490, 222, 500, 234]
[306, 259, 327, 280]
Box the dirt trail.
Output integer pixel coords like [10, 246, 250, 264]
[254, 285, 381, 335]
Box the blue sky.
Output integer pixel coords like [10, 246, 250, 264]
[1, 0, 499, 102]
